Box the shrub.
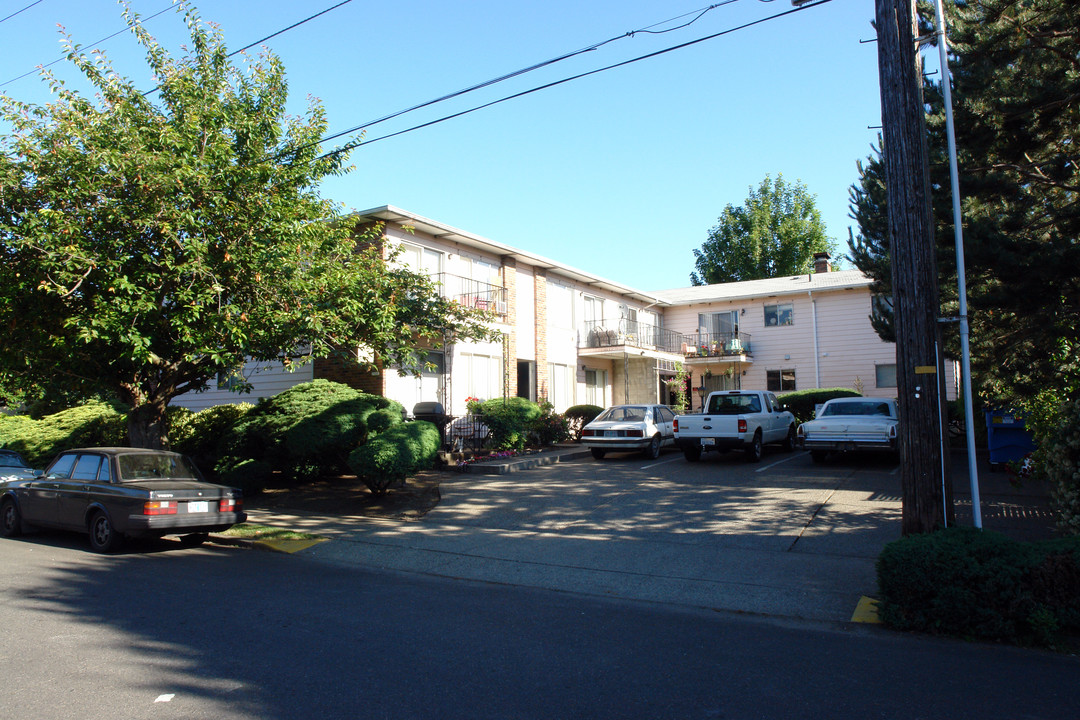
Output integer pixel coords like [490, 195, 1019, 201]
[218, 458, 274, 496]
[348, 420, 441, 496]
[472, 397, 542, 451]
[565, 405, 603, 441]
[169, 403, 253, 479]
[530, 400, 570, 446]
[1037, 396, 1080, 536]
[779, 387, 863, 424]
[876, 527, 1080, 647]
[0, 402, 127, 466]
[215, 380, 394, 484]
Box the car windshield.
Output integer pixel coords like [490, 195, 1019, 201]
[117, 452, 202, 481]
[0, 453, 29, 469]
[596, 406, 647, 423]
[822, 401, 893, 418]
[706, 395, 761, 414]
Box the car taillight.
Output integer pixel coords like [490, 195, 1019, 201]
[738, 419, 747, 433]
[144, 500, 177, 516]
[627, 429, 644, 437]
[582, 429, 596, 437]
[219, 497, 242, 513]
[797, 425, 805, 437]
[673, 419, 679, 431]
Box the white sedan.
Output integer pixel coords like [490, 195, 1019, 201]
[581, 404, 676, 460]
[796, 397, 899, 462]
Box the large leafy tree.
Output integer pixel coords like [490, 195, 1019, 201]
[691, 174, 837, 285]
[849, 0, 1080, 408]
[0, 5, 496, 448]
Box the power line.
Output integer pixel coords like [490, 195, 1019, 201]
[0, 0, 45, 25]
[318, 2, 740, 147]
[0, 4, 175, 88]
[318, 0, 834, 160]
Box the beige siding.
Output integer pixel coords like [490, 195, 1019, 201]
[169, 361, 313, 412]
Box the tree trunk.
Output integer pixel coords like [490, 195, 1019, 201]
[128, 400, 168, 450]
[875, 0, 951, 534]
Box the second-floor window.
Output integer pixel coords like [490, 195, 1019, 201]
[767, 369, 796, 392]
[396, 241, 443, 275]
[764, 302, 794, 327]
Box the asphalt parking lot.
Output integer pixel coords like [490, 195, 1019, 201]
[250, 447, 909, 623]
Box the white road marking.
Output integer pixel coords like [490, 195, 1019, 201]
[154, 694, 175, 703]
[755, 454, 802, 473]
[639, 456, 684, 471]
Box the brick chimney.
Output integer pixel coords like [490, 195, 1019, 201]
[813, 252, 831, 274]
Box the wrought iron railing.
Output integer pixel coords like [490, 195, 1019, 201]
[681, 331, 753, 358]
[429, 273, 507, 318]
[580, 319, 685, 354]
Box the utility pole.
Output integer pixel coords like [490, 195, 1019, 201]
[874, 0, 954, 534]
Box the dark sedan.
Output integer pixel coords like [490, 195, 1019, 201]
[0, 449, 38, 481]
[0, 447, 245, 552]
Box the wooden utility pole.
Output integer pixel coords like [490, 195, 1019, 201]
[874, 0, 954, 534]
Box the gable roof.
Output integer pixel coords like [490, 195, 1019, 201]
[649, 270, 873, 305]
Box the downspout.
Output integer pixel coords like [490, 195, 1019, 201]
[809, 290, 821, 388]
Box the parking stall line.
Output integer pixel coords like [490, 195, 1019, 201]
[755, 454, 802, 473]
[639, 456, 685, 471]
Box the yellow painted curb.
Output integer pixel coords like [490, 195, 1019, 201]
[851, 596, 882, 624]
[253, 537, 329, 554]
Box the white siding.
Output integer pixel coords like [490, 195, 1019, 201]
[169, 361, 313, 412]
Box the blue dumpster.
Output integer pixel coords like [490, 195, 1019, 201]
[985, 410, 1036, 466]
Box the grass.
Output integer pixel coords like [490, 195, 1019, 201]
[219, 523, 322, 541]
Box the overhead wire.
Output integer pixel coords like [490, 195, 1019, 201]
[318, 2, 739, 148]
[0, 0, 45, 25]
[316, 0, 834, 160]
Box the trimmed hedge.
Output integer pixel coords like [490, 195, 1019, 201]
[779, 387, 863, 424]
[473, 397, 542, 450]
[565, 404, 604, 441]
[0, 402, 128, 466]
[168, 403, 253, 479]
[876, 527, 1080, 648]
[348, 420, 441, 496]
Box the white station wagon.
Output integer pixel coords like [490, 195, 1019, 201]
[796, 397, 899, 462]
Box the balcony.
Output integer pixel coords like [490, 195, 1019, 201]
[579, 319, 685, 361]
[429, 273, 507, 319]
[680, 332, 753, 363]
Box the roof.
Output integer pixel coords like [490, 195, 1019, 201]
[354, 206, 671, 307]
[648, 269, 873, 305]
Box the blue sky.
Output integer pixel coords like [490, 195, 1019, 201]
[1, 0, 884, 291]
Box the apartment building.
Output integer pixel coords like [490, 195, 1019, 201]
[171, 206, 953, 416]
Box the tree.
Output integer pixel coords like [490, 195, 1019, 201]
[690, 174, 836, 285]
[0, 4, 497, 449]
[849, 0, 1080, 410]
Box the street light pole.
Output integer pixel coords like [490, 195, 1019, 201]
[930, 0, 983, 528]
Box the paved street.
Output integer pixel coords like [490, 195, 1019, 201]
[0, 532, 1076, 720]
[248, 448, 907, 623]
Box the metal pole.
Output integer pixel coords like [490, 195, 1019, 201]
[932, 0, 982, 528]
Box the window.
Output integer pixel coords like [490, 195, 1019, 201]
[397, 242, 443, 275]
[698, 310, 739, 341]
[584, 368, 606, 407]
[764, 303, 794, 327]
[72, 454, 103, 481]
[876, 363, 897, 388]
[583, 296, 604, 326]
[767, 369, 796, 392]
[461, 352, 503, 402]
[547, 362, 574, 411]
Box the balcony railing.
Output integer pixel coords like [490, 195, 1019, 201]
[681, 331, 753, 358]
[429, 273, 507, 318]
[581, 319, 685, 355]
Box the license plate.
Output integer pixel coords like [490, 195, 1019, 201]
[187, 501, 209, 513]
[702, 438, 715, 446]
[605, 430, 619, 437]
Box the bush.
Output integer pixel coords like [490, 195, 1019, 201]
[169, 403, 253, 479]
[876, 527, 1080, 647]
[565, 405, 603, 441]
[348, 420, 441, 496]
[215, 380, 393, 485]
[1037, 396, 1080, 536]
[779, 387, 863, 424]
[218, 458, 274, 496]
[472, 397, 542, 451]
[0, 402, 128, 466]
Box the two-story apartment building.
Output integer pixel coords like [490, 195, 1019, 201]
[171, 206, 956, 416]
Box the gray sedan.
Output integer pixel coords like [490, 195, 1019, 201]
[0, 447, 245, 552]
[580, 404, 677, 460]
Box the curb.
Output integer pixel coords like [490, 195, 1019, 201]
[464, 447, 594, 475]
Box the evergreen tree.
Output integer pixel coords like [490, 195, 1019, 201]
[849, 0, 1080, 407]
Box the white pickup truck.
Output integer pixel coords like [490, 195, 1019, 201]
[673, 390, 797, 462]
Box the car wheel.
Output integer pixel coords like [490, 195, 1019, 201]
[810, 450, 828, 464]
[179, 532, 209, 547]
[782, 426, 796, 452]
[745, 432, 763, 462]
[683, 446, 701, 462]
[643, 435, 661, 460]
[1, 498, 22, 538]
[590, 448, 606, 460]
[88, 510, 121, 553]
